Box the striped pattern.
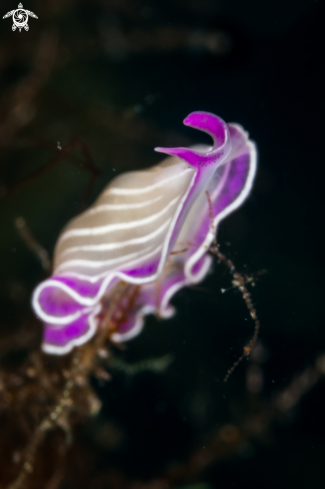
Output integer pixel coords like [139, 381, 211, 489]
[54, 157, 195, 279]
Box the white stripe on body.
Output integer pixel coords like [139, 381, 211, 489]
[60, 218, 172, 255]
[60, 197, 179, 240]
[86, 196, 162, 215]
[106, 169, 192, 196]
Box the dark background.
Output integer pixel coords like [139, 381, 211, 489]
[0, 1, 324, 488]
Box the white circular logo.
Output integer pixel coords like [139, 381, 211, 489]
[3, 3, 38, 32]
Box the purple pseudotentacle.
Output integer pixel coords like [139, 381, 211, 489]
[32, 112, 257, 354]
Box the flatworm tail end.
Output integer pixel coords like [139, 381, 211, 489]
[155, 111, 229, 169]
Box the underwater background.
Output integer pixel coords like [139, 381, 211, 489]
[0, 0, 324, 488]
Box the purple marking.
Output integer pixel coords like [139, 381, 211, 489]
[44, 312, 92, 348]
[155, 112, 229, 169]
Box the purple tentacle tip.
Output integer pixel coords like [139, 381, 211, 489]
[154, 111, 230, 169]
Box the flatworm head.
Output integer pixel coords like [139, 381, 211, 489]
[32, 111, 257, 354]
